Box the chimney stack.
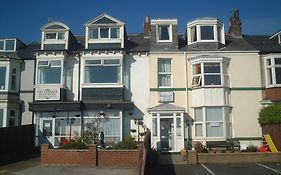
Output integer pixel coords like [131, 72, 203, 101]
[144, 16, 151, 38]
[229, 10, 242, 37]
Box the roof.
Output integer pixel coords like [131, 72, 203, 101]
[126, 34, 150, 52]
[0, 42, 40, 60]
[148, 103, 185, 112]
[85, 13, 125, 26]
[41, 21, 70, 31]
[243, 35, 281, 53]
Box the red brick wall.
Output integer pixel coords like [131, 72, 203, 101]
[265, 88, 281, 101]
[98, 150, 138, 167]
[40, 144, 143, 167]
[41, 144, 97, 166]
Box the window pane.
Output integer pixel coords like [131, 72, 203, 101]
[104, 59, 120, 65]
[85, 60, 101, 65]
[0, 41, 4, 50]
[102, 118, 120, 142]
[192, 76, 201, 86]
[90, 28, 98, 39]
[195, 108, 203, 122]
[152, 118, 157, 137]
[176, 118, 181, 136]
[158, 59, 171, 73]
[158, 75, 171, 86]
[266, 59, 271, 66]
[50, 60, 61, 67]
[38, 61, 49, 66]
[204, 75, 221, 85]
[195, 124, 203, 137]
[0, 109, 3, 127]
[0, 67, 6, 90]
[9, 110, 15, 127]
[84, 66, 121, 83]
[190, 26, 197, 42]
[100, 28, 109, 38]
[206, 122, 223, 137]
[201, 26, 214, 40]
[5, 40, 15, 50]
[206, 107, 223, 121]
[111, 28, 120, 38]
[274, 58, 281, 65]
[267, 68, 273, 85]
[275, 67, 281, 84]
[204, 63, 220, 73]
[46, 33, 56, 39]
[159, 26, 170, 40]
[193, 64, 201, 75]
[58, 33, 65, 40]
[38, 67, 61, 84]
[11, 69, 16, 91]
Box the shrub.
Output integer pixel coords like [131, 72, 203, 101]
[60, 139, 88, 149]
[113, 135, 137, 150]
[194, 142, 208, 153]
[258, 103, 281, 126]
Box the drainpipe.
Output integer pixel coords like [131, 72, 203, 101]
[184, 52, 189, 114]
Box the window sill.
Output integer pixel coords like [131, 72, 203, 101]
[44, 40, 66, 44]
[34, 84, 65, 88]
[157, 40, 172, 43]
[88, 39, 121, 43]
[82, 83, 124, 88]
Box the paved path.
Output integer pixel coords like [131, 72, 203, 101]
[0, 158, 138, 175]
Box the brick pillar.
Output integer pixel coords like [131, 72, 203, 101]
[41, 144, 49, 164]
[88, 144, 97, 166]
[188, 150, 198, 164]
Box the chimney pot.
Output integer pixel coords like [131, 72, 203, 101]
[144, 16, 151, 38]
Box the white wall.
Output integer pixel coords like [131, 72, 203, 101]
[123, 54, 150, 138]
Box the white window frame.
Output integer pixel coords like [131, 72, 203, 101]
[89, 27, 121, 40]
[44, 32, 65, 41]
[194, 107, 228, 140]
[158, 58, 172, 88]
[191, 61, 227, 87]
[200, 25, 215, 42]
[83, 58, 123, 86]
[0, 39, 16, 52]
[36, 59, 64, 85]
[156, 24, 172, 42]
[0, 64, 9, 91]
[265, 55, 281, 88]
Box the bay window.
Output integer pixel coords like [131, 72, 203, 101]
[192, 62, 228, 87]
[37, 60, 63, 84]
[158, 59, 172, 87]
[0, 67, 7, 90]
[266, 57, 281, 86]
[89, 27, 120, 39]
[194, 107, 230, 138]
[84, 59, 121, 84]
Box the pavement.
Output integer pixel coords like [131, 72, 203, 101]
[0, 157, 138, 175]
[146, 163, 281, 175]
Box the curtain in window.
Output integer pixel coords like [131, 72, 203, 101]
[102, 118, 120, 142]
[159, 60, 171, 73]
[84, 66, 92, 83]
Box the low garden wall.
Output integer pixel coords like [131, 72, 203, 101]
[188, 150, 281, 164]
[41, 144, 142, 167]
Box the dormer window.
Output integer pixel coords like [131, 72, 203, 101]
[45, 32, 65, 40]
[158, 25, 171, 41]
[187, 18, 225, 45]
[0, 39, 16, 51]
[89, 27, 120, 39]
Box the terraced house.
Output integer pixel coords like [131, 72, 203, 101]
[2, 11, 281, 152]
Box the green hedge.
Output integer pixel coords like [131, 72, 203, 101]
[259, 103, 281, 126]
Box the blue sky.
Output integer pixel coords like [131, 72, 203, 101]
[0, 0, 280, 43]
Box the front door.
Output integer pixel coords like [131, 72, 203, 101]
[160, 118, 174, 151]
[39, 118, 55, 146]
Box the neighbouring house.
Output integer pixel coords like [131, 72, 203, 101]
[0, 38, 38, 128]
[1, 11, 280, 152]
